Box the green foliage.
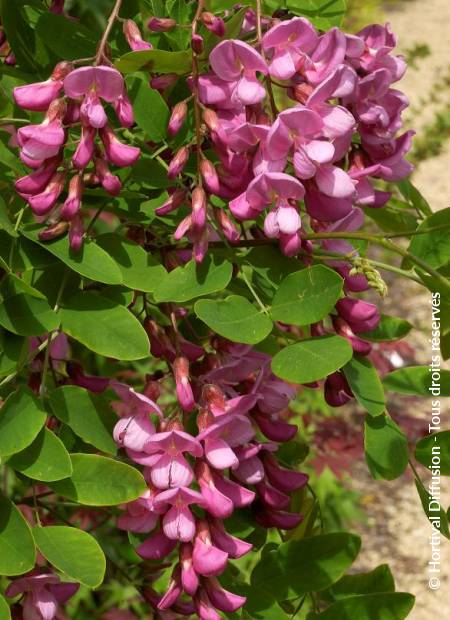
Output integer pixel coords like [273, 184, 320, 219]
[310, 592, 415, 619]
[195, 295, 273, 344]
[415, 431, 450, 475]
[0, 388, 47, 458]
[0, 495, 36, 576]
[343, 355, 386, 416]
[271, 265, 343, 326]
[8, 428, 73, 482]
[49, 454, 147, 506]
[272, 335, 353, 383]
[360, 315, 412, 342]
[383, 366, 450, 396]
[364, 414, 409, 480]
[33, 526, 106, 588]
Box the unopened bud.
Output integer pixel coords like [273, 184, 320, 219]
[123, 19, 152, 51]
[191, 187, 207, 232]
[201, 12, 225, 37]
[155, 188, 187, 216]
[191, 33, 204, 55]
[38, 220, 69, 241]
[69, 215, 84, 252]
[51, 61, 74, 81]
[61, 173, 83, 221]
[150, 73, 177, 91]
[46, 97, 67, 122]
[200, 159, 220, 194]
[167, 146, 189, 179]
[290, 83, 313, 104]
[214, 207, 240, 243]
[147, 17, 176, 32]
[168, 101, 188, 137]
[173, 356, 195, 412]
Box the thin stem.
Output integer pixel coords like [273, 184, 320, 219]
[256, 0, 278, 116]
[241, 269, 269, 315]
[0, 118, 30, 124]
[191, 0, 206, 185]
[95, 0, 123, 64]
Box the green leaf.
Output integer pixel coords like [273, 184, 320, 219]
[272, 335, 353, 384]
[49, 386, 117, 455]
[408, 207, 450, 269]
[154, 256, 233, 303]
[6, 273, 46, 300]
[22, 226, 123, 286]
[343, 355, 385, 416]
[364, 414, 408, 480]
[33, 526, 106, 588]
[96, 233, 166, 293]
[60, 291, 149, 361]
[116, 49, 192, 74]
[50, 454, 147, 506]
[0, 293, 59, 337]
[310, 593, 415, 620]
[414, 477, 450, 539]
[271, 265, 343, 326]
[415, 431, 450, 475]
[0, 388, 47, 458]
[364, 204, 418, 234]
[397, 179, 432, 216]
[8, 428, 72, 482]
[0, 595, 10, 620]
[35, 12, 97, 60]
[0, 495, 36, 576]
[0, 0, 38, 72]
[285, 0, 347, 28]
[0, 196, 16, 237]
[360, 314, 412, 342]
[328, 565, 395, 599]
[195, 295, 273, 345]
[383, 366, 450, 397]
[127, 76, 169, 141]
[251, 533, 361, 602]
[0, 332, 25, 378]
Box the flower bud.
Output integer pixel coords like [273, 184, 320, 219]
[5, 52, 16, 66]
[155, 188, 187, 215]
[27, 171, 66, 216]
[61, 173, 83, 220]
[173, 356, 195, 412]
[201, 12, 225, 37]
[200, 159, 220, 194]
[167, 146, 189, 179]
[69, 215, 84, 252]
[174, 214, 192, 241]
[168, 101, 188, 137]
[114, 91, 135, 128]
[72, 126, 96, 169]
[191, 187, 207, 233]
[335, 297, 380, 333]
[94, 157, 122, 196]
[123, 19, 152, 51]
[191, 33, 204, 55]
[100, 126, 141, 168]
[49, 0, 65, 13]
[15, 156, 60, 197]
[150, 73, 177, 91]
[324, 371, 353, 407]
[38, 220, 69, 241]
[147, 17, 176, 32]
[51, 60, 74, 81]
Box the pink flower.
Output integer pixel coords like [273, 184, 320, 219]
[230, 171, 304, 221]
[304, 27, 347, 84]
[6, 573, 79, 620]
[14, 61, 73, 111]
[15, 156, 61, 197]
[100, 126, 141, 167]
[61, 173, 83, 220]
[153, 486, 205, 542]
[209, 40, 268, 105]
[192, 520, 228, 577]
[198, 414, 255, 470]
[262, 17, 318, 80]
[173, 356, 195, 412]
[117, 489, 161, 533]
[336, 297, 380, 333]
[143, 428, 203, 489]
[17, 119, 65, 165]
[72, 125, 96, 170]
[123, 19, 152, 51]
[27, 171, 66, 216]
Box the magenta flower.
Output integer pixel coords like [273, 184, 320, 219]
[6, 573, 79, 620]
[355, 22, 406, 81]
[112, 381, 162, 454]
[198, 414, 255, 469]
[117, 489, 161, 533]
[304, 27, 347, 85]
[100, 126, 141, 167]
[137, 529, 177, 560]
[64, 66, 124, 128]
[153, 486, 205, 542]
[72, 125, 96, 169]
[17, 118, 65, 165]
[13, 61, 72, 112]
[208, 517, 253, 558]
[144, 428, 203, 489]
[209, 40, 268, 105]
[229, 172, 304, 221]
[192, 519, 228, 577]
[336, 297, 380, 333]
[27, 171, 66, 216]
[204, 578, 246, 614]
[262, 17, 318, 80]
[123, 19, 152, 51]
[15, 156, 61, 197]
[61, 173, 83, 220]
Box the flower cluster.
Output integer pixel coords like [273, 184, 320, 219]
[113, 338, 307, 618]
[160, 17, 411, 278]
[13, 63, 140, 250]
[6, 572, 79, 620]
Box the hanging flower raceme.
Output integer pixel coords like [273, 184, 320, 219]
[13, 62, 140, 250]
[6, 573, 79, 620]
[112, 338, 308, 618]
